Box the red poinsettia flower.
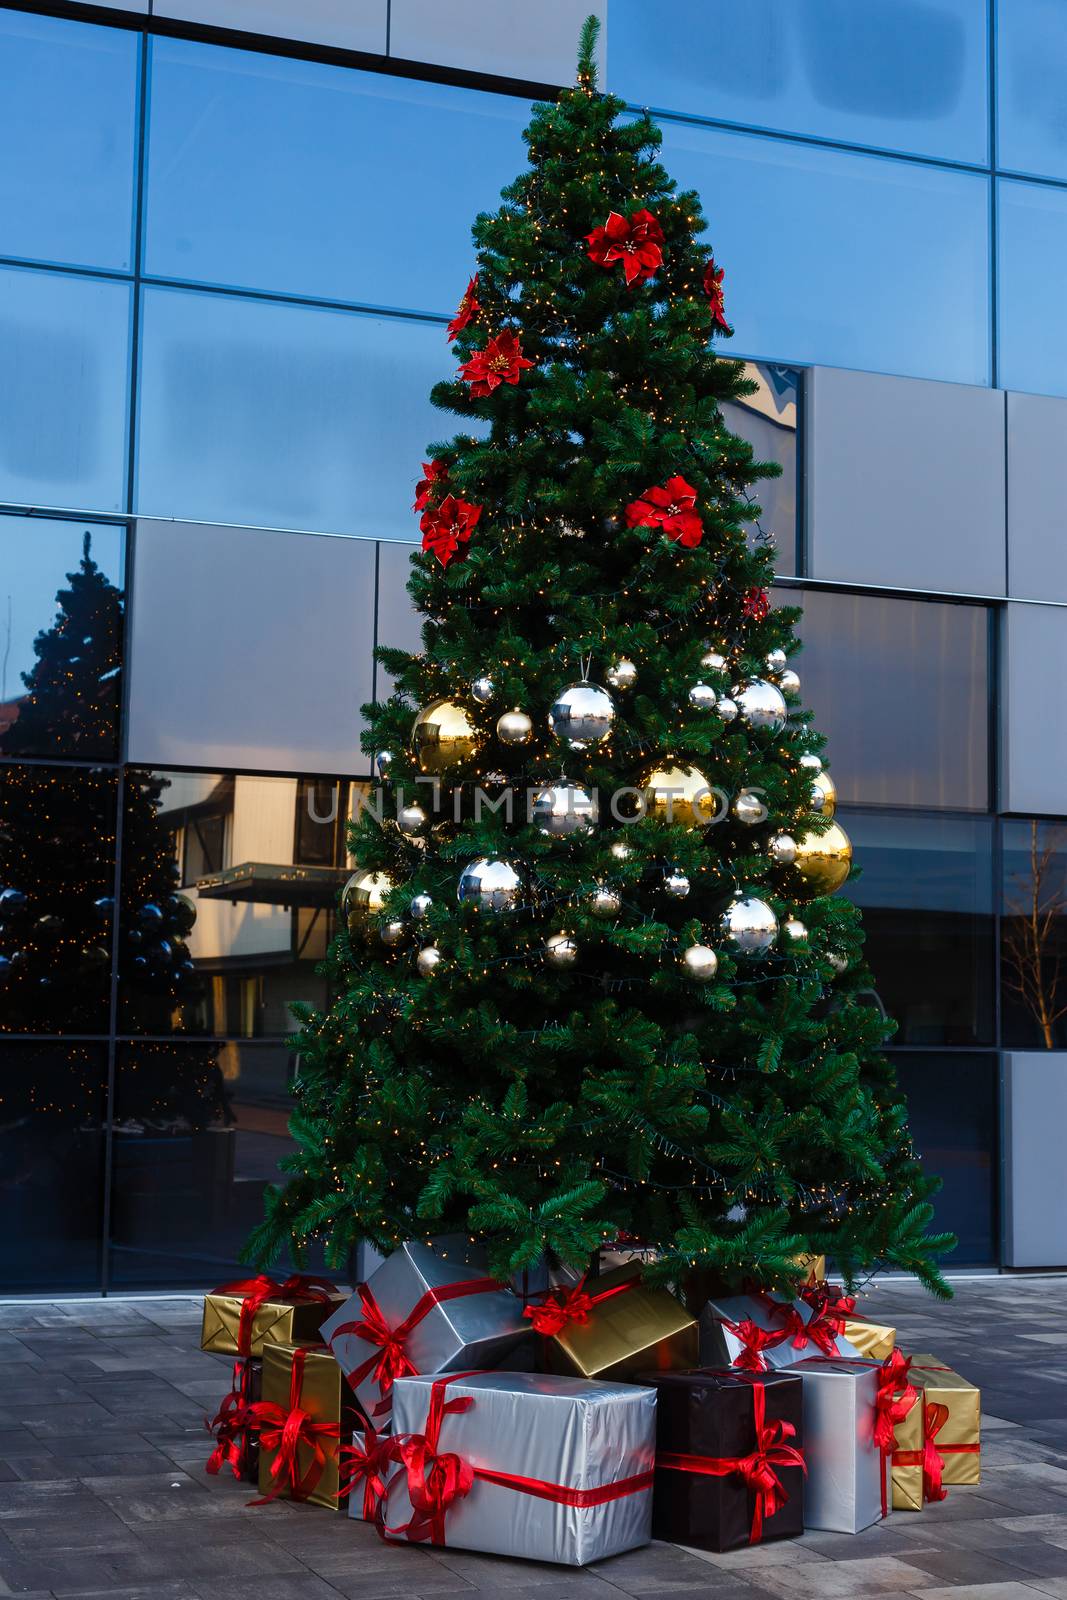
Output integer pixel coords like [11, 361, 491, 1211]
[624, 475, 703, 549]
[447, 274, 480, 342]
[742, 587, 770, 621]
[420, 493, 482, 568]
[458, 328, 535, 398]
[703, 257, 731, 333]
[413, 458, 449, 511]
[586, 208, 664, 287]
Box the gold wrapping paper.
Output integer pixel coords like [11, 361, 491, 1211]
[257, 1342, 359, 1511]
[843, 1318, 896, 1361]
[909, 1353, 981, 1486]
[201, 1288, 346, 1358]
[890, 1392, 925, 1511]
[544, 1265, 697, 1382]
[794, 1253, 827, 1286]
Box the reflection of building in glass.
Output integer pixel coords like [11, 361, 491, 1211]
[722, 365, 799, 571]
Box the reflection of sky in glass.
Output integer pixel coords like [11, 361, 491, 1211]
[0, 515, 124, 707]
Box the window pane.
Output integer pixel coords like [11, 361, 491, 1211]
[890, 1051, 998, 1266]
[841, 811, 995, 1047]
[119, 770, 350, 1036]
[0, 11, 139, 271]
[0, 1041, 107, 1291]
[658, 122, 989, 385]
[998, 179, 1067, 399]
[784, 590, 990, 810]
[136, 288, 458, 536]
[723, 362, 799, 577]
[144, 37, 525, 311]
[1001, 818, 1067, 1050]
[610, 0, 988, 165]
[0, 516, 124, 762]
[997, 0, 1067, 180]
[0, 765, 117, 1034]
[107, 1039, 313, 1287]
[0, 266, 132, 513]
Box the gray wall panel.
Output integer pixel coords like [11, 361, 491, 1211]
[806, 366, 1006, 597]
[151, 0, 387, 53]
[1000, 601, 1067, 814]
[1003, 1051, 1067, 1267]
[390, 0, 606, 83]
[375, 539, 422, 701]
[1007, 390, 1067, 603]
[128, 521, 376, 775]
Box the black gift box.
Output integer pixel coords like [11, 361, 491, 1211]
[636, 1367, 805, 1552]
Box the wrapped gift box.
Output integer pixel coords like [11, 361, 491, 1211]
[702, 1292, 860, 1372]
[843, 1318, 896, 1361]
[321, 1241, 529, 1424]
[201, 1273, 345, 1359]
[638, 1368, 804, 1552]
[381, 1370, 656, 1565]
[206, 1357, 262, 1484]
[791, 1356, 884, 1532]
[909, 1354, 980, 1486]
[256, 1342, 362, 1510]
[795, 1253, 827, 1287]
[534, 1265, 697, 1382]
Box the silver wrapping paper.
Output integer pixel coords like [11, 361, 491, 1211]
[382, 1371, 656, 1566]
[701, 1293, 861, 1370]
[321, 1242, 530, 1424]
[791, 1357, 885, 1533]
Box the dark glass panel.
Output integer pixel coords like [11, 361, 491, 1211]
[786, 590, 990, 810]
[107, 1038, 310, 1286]
[0, 516, 124, 762]
[119, 770, 349, 1036]
[0, 1040, 107, 1291]
[0, 765, 117, 1033]
[890, 1051, 998, 1266]
[841, 810, 995, 1047]
[722, 363, 799, 576]
[1001, 818, 1067, 1050]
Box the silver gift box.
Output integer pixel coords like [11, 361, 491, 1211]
[320, 1241, 530, 1425]
[377, 1371, 656, 1565]
[791, 1357, 886, 1533]
[701, 1292, 861, 1370]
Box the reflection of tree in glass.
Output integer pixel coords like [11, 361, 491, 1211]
[1, 532, 121, 760]
[1003, 821, 1067, 1050]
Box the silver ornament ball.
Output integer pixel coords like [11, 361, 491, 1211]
[531, 783, 596, 838]
[782, 917, 808, 945]
[799, 753, 823, 773]
[717, 696, 739, 724]
[545, 932, 579, 968]
[547, 682, 615, 749]
[681, 944, 719, 981]
[457, 857, 524, 912]
[828, 950, 849, 974]
[471, 675, 495, 704]
[610, 839, 633, 861]
[409, 893, 434, 919]
[688, 681, 718, 712]
[720, 895, 779, 955]
[496, 708, 533, 746]
[779, 669, 801, 697]
[733, 789, 767, 827]
[380, 919, 406, 946]
[735, 678, 788, 734]
[663, 870, 691, 900]
[590, 883, 621, 917]
[606, 658, 638, 692]
[397, 803, 429, 836]
[768, 833, 797, 867]
[375, 749, 394, 777]
[765, 648, 788, 676]
[416, 944, 442, 976]
[701, 650, 727, 674]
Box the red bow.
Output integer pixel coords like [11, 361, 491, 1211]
[246, 1347, 340, 1505]
[205, 1361, 259, 1480]
[657, 1382, 806, 1544]
[212, 1273, 338, 1357]
[523, 1273, 638, 1337]
[378, 1372, 655, 1546]
[720, 1317, 791, 1373]
[871, 1350, 918, 1516]
[800, 1280, 857, 1337]
[339, 1422, 393, 1522]
[329, 1276, 502, 1413]
[894, 1400, 951, 1505]
[767, 1302, 839, 1357]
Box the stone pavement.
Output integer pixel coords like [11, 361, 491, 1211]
[0, 1276, 1065, 1599]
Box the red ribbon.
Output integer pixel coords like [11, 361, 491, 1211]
[657, 1382, 806, 1544]
[870, 1350, 918, 1516]
[205, 1361, 259, 1480]
[246, 1346, 341, 1505]
[893, 1400, 959, 1504]
[767, 1302, 840, 1358]
[799, 1281, 857, 1337]
[719, 1317, 791, 1372]
[376, 1371, 655, 1546]
[328, 1277, 502, 1413]
[212, 1273, 339, 1358]
[339, 1422, 393, 1522]
[523, 1273, 639, 1337]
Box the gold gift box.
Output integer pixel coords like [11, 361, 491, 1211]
[891, 1392, 926, 1511]
[544, 1265, 697, 1382]
[793, 1253, 827, 1287]
[910, 1353, 981, 1486]
[258, 1342, 360, 1511]
[843, 1318, 896, 1361]
[201, 1288, 346, 1358]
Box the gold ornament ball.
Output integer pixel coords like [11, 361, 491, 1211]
[810, 769, 837, 817]
[681, 944, 719, 981]
[545, 932, 579, 968]
[590, 883, 621, 917]
[416, 944, 442, 976]
[606, 658, 638, 691]
[793, 821, 852, 896]
[497, 708, 533, 746]
[641, 763, 717, 829]
[411, 697, 481, 775]
[341, 870, 394, 933]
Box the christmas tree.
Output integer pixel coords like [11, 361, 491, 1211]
[248, 19, 951, 1297]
